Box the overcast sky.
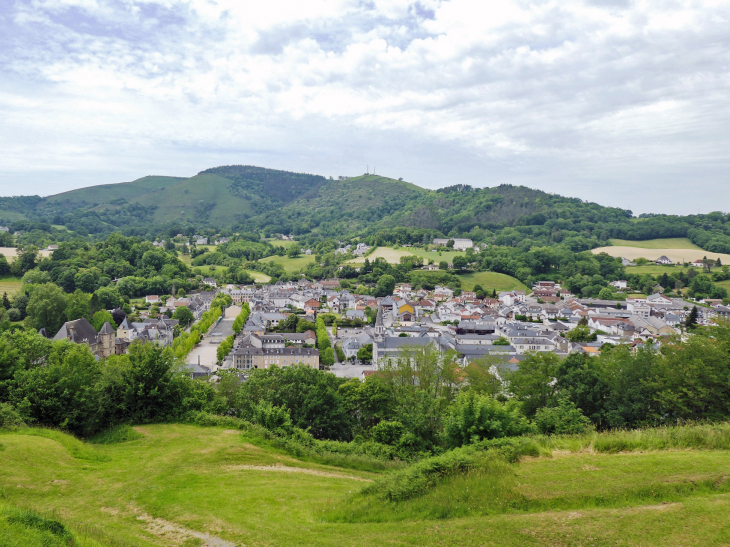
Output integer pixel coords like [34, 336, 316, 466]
[1, 0, 729, 215]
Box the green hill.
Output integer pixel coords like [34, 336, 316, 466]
[43, 175, 185, 209]
[2, 423, 730, 546]
[242, 175, 428, 236]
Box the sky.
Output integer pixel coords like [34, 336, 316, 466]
[1, 0, 729, 215]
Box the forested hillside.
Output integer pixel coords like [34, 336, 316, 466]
[1, 165, 729, 253]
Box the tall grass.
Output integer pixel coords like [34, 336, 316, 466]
[323, 422, 730, 523]
[184, 411, 405, 472]
[87, 424, 144, 445]
[533, 422, 730, 454]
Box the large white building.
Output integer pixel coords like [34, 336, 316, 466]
[432, 238, 474, 250]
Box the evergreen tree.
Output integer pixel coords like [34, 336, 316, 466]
[685, 306, 699, 330]
[2, 292, 9, 310]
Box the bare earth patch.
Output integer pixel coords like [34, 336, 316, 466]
[224, 464, 373, 482]
[135, 511, 235, 547]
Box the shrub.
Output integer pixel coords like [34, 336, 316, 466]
[0, 402, 26, 429]
[371, 420, 406, 446]
[534, 399, 594, 435]
[443, 391, 535, 447]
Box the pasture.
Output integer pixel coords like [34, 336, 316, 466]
[0, 276, 23, 296]
[259, 254, 316, 273]
[457, 271, 527, 292]
[348, 246, 465, 265]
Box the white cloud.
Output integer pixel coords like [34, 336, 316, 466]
[1, 0, 730, 214]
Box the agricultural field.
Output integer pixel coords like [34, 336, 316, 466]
[0, 247, 53, 260]
[2, 424, 730, 546]
[268, 239, 296, 249]
[625, 264, 689, 275]
[347, 247, 415, 264]
[348, 246, 465, 265]
[609, 238, 703, 250]
[0, 276, 23, 296]
[259, 254, 316, 274]
[593, 245, 730, 264]
[457, 271, 527, 292]
[405, 247, 464, 264]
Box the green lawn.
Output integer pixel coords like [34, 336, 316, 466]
[609, 238, 703, 250]
[259, 254, 316, 274]
[458, 271, 527, 292]
[0, 276, 22, 296]
[3, 424, 730, 546]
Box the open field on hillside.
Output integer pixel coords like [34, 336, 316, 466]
[717, 279, 730, 292]
[457, 271, 527, 292]
[259, 254, 316, 273]
[347, 247, 415, 264]
[406, 248, 463, 264]
[268, 239, 296, 249]
[0, 247, 53, 260]
[3, 424, 730, 546]
[348, 247, 464, 265]
[609, 238, 703, 250]
[593, 246, 730, 264]
[0, 276, 22, 296]
[626, 264, 688, 275]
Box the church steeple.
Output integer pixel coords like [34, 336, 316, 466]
[374, 305, 385, 342]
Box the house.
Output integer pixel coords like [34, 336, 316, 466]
[196, 238, 208, 245]
[145, 295, 160, 304]
[0, 226, 8, 232]
[342, 333, 373, 359]
[394, 299, 416, 323]
[610, 280, 628, 290]
[54, 318, 115, 359]
[203, 277, 217, 288]
[656, 255, 673, 265]
[421, 263, 439, 271]
[232, 342, 319, 371]
[621, 257, 636, 266]
[691, 259, 706, 268]
[345, 309, 366, 321]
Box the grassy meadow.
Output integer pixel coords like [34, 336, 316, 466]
[259, 254, 316, 273]
[3, 423, 730, 546]
[0, 276, 23, 297]
[457, 271, 527, 292]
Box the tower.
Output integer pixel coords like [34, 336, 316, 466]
[374, 305, 385, 343]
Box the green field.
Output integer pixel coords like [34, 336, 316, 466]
[259, 254, 316, 273]
[3, 424, 730, 546]
[457, 271, 527, 292]
[626, 264, 687, 275]
[717, 279, 730, 293]
[268, 239, 296, 249]
[609, 238, 703, 250]
[0, 276, 22, 296]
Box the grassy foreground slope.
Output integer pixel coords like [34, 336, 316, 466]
[2, 424, 730, 546]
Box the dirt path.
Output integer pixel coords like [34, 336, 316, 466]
[224, 464, 373, 482]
